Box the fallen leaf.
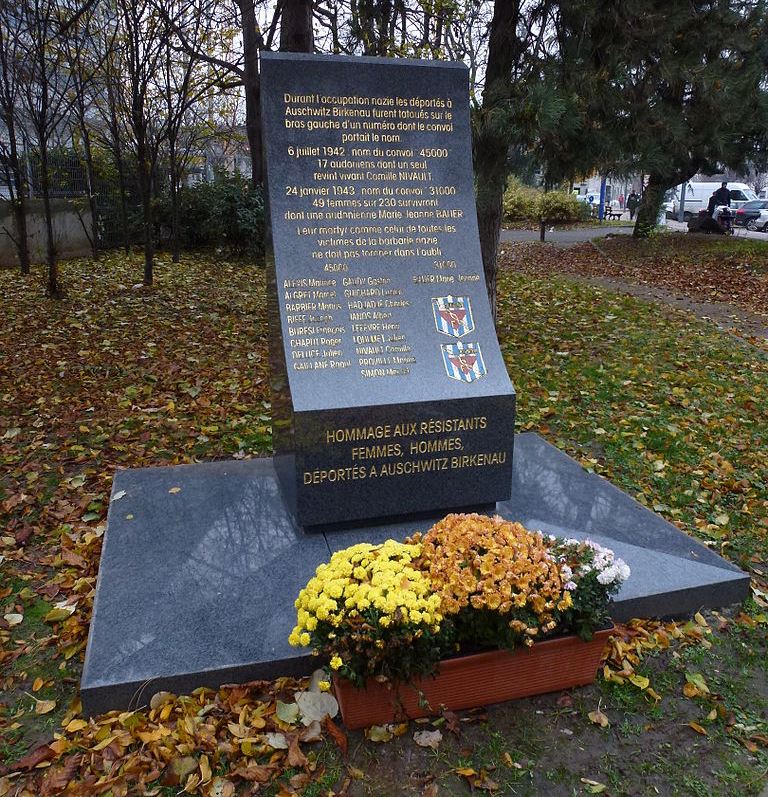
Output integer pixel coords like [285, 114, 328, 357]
[684, 672, 710, 695]
[275, 699, 300, 725]
[588, 708, 610, 728]
[14, 744, 56, 770]
[473, 770, 499, 791]
[365, 725, 393, 743]
[287, 734, 307, 767]
[580, 778, 607, 793]
[688, 721, 708, 736]
[413, 729, 442, 749]
[149, 691, 175, 710]
[442, 709, 461, 736]
[294, 690, 338, 724]
[39, 754, 83, 795]
[208, 777, 236, 797]
[160, 755, 197, 786]
[265, 732, 289, 750]
[323, 716, 348, 755]
[230, 764, 277, 783]
[43, 607, 75, 623]
[299, 720, 323, 743]
[629, 674, 650, 690]
[168, 487, 182, 494]
[113, 490, 127, 501]
[34, 699, 57, 715]
[4, 613, 23, 626]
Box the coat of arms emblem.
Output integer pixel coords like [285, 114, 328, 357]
[441, 341, 486, 382]
[432, 295, 474, 337]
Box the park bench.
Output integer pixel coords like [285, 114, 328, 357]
[604, 209, 624, 220]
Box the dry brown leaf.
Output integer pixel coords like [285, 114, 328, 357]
[588, 708, 610, 728]
[287, 734, 308, 768]
[230, 765, 277, 783]
[323, 716, 348, 756]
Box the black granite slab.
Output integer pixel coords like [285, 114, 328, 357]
[260, 53, 515, 525]
[81, 459, 328, 716]
[81, 433, 750, 716]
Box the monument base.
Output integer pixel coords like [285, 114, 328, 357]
[81, 433, 750, 716]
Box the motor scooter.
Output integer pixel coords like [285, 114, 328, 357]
[712, 205, 734, 234]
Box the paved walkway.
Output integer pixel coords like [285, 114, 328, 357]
[500, 225, 634, 246]
[500, 219, 768, 245]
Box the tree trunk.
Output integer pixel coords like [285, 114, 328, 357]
[240, 0, 263, 186]
[280, 0, 314, 52]
[11, 154, 30, 274]
[474, 0, 520, 321]
[7, 130, 31, 274]
[169, 140, 180, 263]
[114, 147, 130, 253]
[80, 119, 99, 258]
[137, 136, 154, 285]
[106, 87, 131, 253]
[39, 144, 60, 297]
[633, 176, 666, 237]
[10, 197, 30, 274]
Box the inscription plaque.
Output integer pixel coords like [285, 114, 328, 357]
[261, 52, 516, 526]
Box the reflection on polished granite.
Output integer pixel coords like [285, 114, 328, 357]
[82, 433, 749, 716]
[81, 458, 330, 716]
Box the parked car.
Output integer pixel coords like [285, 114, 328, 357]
[670, 181, 758, 220]
[734, 199, 768, 227]
[746, 209, 768, 232]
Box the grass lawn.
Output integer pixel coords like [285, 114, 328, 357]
[0, 243, 766, 796]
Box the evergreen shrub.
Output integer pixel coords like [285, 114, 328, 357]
[502, 177, 540, 221]
[157, 173, 265, 256]
[538, 191, 583, 223]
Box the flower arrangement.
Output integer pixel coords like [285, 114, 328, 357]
[289, 540, 446, 687]
[290, 514, 629, 688]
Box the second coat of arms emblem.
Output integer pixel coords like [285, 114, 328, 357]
[431, 295, 475, 337]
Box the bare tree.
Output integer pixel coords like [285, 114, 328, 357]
[90, 30, 133, 253]
[163, 0, 313, 188]
[64, 1, 115, 258]
[114, 0, 169, 285]
[313, 0, 455, 57]
[16, 0, 84, 295]
[158, 2, 224, 261]
[162, 0, 274, 186]
[0, 1, 32, 274]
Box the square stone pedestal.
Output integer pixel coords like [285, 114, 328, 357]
[81, 433, 750, 716]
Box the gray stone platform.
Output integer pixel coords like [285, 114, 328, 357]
[81, 433, 750, 716]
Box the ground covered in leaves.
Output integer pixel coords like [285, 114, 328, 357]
[499, 234, 768, 349]
[1, 246, 766, 796]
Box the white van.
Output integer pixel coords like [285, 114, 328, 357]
[670, 181, 758, 219]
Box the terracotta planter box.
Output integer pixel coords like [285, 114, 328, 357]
[334, 626, 614, 730]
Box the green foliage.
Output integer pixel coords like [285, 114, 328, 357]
[502, 178, 584, 223]
[155, 173, 265, 256]
[538, 191, 583, 223]
[502, 177, 540, 221]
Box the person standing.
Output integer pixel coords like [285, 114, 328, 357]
[627, 191, 639, 220]
[618, 193, 625, 209]
[713, 181, 731, 207]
